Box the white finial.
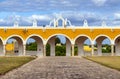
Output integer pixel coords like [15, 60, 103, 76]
[65, 18, 67, 25]
[83, 20, 88, 27]
[67, 20, 72, 26]
[54, 19, 56, 27]
[102, 21, 106, 27]
[33, 19, 37, 27]
[14, 21, 18, 27]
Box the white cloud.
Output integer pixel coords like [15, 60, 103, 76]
[0, 11, 119, 26]
[0, 19, 4, 22]
[0, 14, 54, 26]
[30, 15, 51, 21]
[114, 12, 120, 19]
[92, 0, 107, 6]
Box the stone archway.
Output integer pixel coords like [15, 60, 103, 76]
[94, 35, 112, 56]
[5, 35, 24, 56]
[25, 35, 44, 56]
[0, 37, 4, 56]
[114, 35, 120, 56]
[46, 34, 72, 56]
[75, 35, 92, 56]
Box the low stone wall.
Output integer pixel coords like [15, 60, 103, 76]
[26, 51, 38, 56]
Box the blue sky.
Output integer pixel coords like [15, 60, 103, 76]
[0, 0, 120, 26]
[3, 0, 117, 44]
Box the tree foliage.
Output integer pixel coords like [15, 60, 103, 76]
[55, 45, 66, 56]
[26, 42, 112, 56]
[26, 42, 37, 51]
[46, 44, 50, 56]
[55, 37, 60, 45]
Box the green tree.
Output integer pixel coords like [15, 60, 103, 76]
[55, 45, 66, 56]
[46, 44, 50, 56]
[55, 37, 60, 45]
[26, 42, 37, 51]
[102, 44, 111, 53]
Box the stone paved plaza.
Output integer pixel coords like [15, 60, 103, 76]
[1, 57, 120, 79]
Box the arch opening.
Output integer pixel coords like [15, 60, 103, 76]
[0, 38, 4, 56]
[46, 35, 71, 56]
[114, 36, 120, 55]
[5, 36, 23, 56]
[75, 36, 92, 56]
[26, 36, 44, 56]
[94, 36, 111, 56]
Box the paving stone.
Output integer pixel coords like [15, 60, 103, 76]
[0, 57, 120, 79]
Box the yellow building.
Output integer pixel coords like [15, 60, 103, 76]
[6, 43, 14, 51]
[0, 16, 119, 56]
[84, 46, 97, 52]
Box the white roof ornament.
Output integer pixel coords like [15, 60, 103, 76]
[65, 18, 67, 26]
[48, 16, 73, 28]
[49, 20, 53, 27]
[54, 19, 56, 27]
[83, 20, 88, 27]
[67, 20, 72, 26]
[14, 21, 19, 27]
[102, 21, 107, 27]
[56, 15, 65, 27]
[33, 19, 37, 27]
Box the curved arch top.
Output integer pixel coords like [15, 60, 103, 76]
[74, 34, 92, 44]
[93, 34, 112, 44]
[46, 33, 72, 44]
[0, 36, 4, 45]
[5, 35, 25, 44]
[25, 34, 44, 44]
[56, 17, 64, 22]
[113, 34, 120, 43]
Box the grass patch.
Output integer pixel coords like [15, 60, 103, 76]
[0, 56, 36, 75]
[84, 56, 120, 71]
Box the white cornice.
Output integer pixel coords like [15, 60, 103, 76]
[0, 26, 120, 29]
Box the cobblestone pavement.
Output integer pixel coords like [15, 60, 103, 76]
[1, 56, 120, 79]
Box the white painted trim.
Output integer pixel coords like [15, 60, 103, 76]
[46, 34, 72, 44]
[113, 34, 120, 44]
[93, 34, 112, 44]
[25, 34, 44, 44]
[5, 35, 24, 44]
[0, 36, 4, 45]
[74, 34, 92, 44]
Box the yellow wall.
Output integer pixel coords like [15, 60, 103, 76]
[0, 28, 120, 44]
[84, 46, 97, 52]
[6, 44, 14, 51]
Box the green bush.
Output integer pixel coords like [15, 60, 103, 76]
[102, 44, 111, 53]
[46, 44, 50, 56]
[26, 42, 37, 51]
[55, 45, 66, 56]
[74, 46, 78, 56]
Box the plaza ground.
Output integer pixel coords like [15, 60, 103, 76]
[1, 56, 120, 79]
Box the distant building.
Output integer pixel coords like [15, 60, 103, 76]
[6, 40, 18, 52]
